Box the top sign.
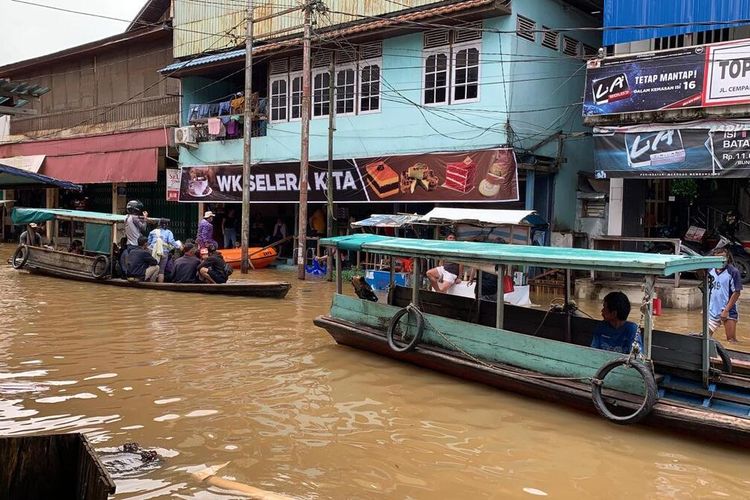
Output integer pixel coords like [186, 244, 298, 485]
[584, 37, 750, 116]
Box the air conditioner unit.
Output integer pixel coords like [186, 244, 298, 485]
[174, 126, 198, 146]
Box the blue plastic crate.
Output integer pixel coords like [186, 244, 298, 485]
[365, 270, 408, 290]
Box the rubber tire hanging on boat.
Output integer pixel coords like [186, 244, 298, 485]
[387, 305, 425, 353]
[714, 341, 733, 374]
[591, 358, 658, 425]
[11, 245, 29, 269]
[91, 255, 111, 280]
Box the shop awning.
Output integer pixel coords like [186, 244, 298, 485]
[418, 208, 547, 227]
[0, 163, 82, 191]
[43, 149, 158, 184]
[0, 155, 45, 172]
[352, 214, 421, 228]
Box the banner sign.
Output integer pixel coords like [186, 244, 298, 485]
[584, 37, 750, 115]
[594, 121, 750, 178]
[176, 149, 519, 203]
[166, 169, 181, 201]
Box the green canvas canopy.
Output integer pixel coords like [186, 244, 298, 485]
[11, 207, 126, 225]
[320, 235, 725, 276]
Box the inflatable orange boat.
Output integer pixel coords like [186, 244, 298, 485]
[220, 247, 278, 270]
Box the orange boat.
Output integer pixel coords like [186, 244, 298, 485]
[220, 247, 278, 270]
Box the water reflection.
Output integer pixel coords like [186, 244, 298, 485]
[0, 245, 748, 498]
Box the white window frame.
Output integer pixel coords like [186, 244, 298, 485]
[358, 57, 382, 115]
[422, 46, 451, 107]
[289, 71, 303, 121]
[334, 63, 357, 117]
[451, 41, 481, 104]
[312, 68, 331, 118]
[269, 75, 288, 123]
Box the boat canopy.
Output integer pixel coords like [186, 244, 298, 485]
[0, 163, 82, 191]
[320, 234, 725, 275]
[12, 207, 126, 225]
[351, 214, 421, 228]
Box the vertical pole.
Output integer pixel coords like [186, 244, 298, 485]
[643, 275, 655, 361]
[564, 269, 572, 342]
[296, 4, 312, 280]
[335, 248, 342, 294]
[326, 56, 335, 239]
[702, 272, 710, 387]
[525, 170, 535, 211]
[496, 264, 505, 329]
[411, 257, 420, 306]
[241, 0, 254, 273]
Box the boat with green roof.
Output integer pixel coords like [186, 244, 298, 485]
[314, 234, 750, 447]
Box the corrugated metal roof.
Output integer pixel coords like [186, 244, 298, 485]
[162, 0, 499, 74]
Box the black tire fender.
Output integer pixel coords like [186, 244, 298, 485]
[591, 358, 658, 425]
[91, 255, 111, 279]
[387, 304, 425, 353]
[11, 245, 29, 269]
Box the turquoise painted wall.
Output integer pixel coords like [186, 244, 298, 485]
[179, 0, 600, 229]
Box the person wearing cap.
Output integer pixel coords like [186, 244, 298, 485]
[196, 210, 218, 249]
[197, 244, 229, 284]
[19, 223, 43, 247]
[170, 243, 201, 283]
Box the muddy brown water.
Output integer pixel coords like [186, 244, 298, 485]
[1, 245, 749, 498]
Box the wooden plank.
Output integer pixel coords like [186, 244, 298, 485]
[0, 105, 37, 116]
[331, 294, 648, 395]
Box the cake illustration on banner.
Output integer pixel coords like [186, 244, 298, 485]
[400, 162, 439, 194]
[478, 161, 505, 197]
[442, 156, 477, 193]
[365, 160, 400, 198]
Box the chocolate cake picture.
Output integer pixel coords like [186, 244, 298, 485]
[365, 161, 400, 198]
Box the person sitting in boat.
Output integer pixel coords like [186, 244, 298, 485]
[171, 243, 201, 284]
[121, 200, 150, 275]
[591, 291, 643, 354]
[197, 244, 229, 284]
[126, 236, 160, 282]
[196, 211, 218, 249]
[426, 233, 462, 293]
[19, 223, 43, 247]
[68, 239, 84, 255]
[148, 219, 179, 283]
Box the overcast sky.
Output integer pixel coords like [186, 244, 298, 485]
[0, 0, 147, 66]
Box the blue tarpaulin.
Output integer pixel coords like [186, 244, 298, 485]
[604, 0, 750, 45]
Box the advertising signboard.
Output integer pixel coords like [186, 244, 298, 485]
[584, 37, 750, 115]
[594, 121, 750, 178]
[176, 148, 519, 204]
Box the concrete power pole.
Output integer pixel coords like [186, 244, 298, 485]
[296, 3, 312, 280]
[326, 56, 335, 238]
[241, 0, 254, 273]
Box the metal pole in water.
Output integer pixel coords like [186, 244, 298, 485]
[496, 264, 505, 329]
[702, 271, 710, 387]
[240, 0, 254, 274]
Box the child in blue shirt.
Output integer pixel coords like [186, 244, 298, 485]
[591, 291, 643, 354]
[708, 247, 742, 343]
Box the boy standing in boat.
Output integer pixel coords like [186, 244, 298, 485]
[708, 247, 742, 343]
[591, 292, 642, 353]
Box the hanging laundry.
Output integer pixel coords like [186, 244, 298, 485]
[189, 104, 201, 122]
[207, 117, 222, 135]
[218, 101, 232, 115]
[230, 94, 245, 114]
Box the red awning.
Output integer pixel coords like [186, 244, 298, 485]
[43, 149, 158, 184]
[0, 128, 168, 184]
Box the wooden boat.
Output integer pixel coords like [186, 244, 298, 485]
[314, 234, 750, 447]
[0, 433, 115, 499]
[220, 246, 278, 270]
[9, 207, 291, 299]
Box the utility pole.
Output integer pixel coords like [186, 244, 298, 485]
[326, 56, 335, 238]
[241, 0, 254, 273]
[296, 2, 312, 280]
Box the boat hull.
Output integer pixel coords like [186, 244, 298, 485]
[220, 247, 278, 270]
[315, 314, 750, 448]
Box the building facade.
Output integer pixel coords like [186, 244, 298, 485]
[166, 0, 600, 240]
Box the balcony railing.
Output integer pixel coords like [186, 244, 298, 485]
[10, 96, 180, 135]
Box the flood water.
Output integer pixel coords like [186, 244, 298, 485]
[1, 244, 749, 499]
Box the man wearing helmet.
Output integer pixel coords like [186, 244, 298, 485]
[121, 200, 150, 275]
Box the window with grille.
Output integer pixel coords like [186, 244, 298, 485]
[290, 73, 302, 120]
[453, 45, 479, 102]
[424, 50, 449, 105]
[313, 71, 330, 117]
[542, 27, 559, 50]
[654, 34, 687, 50]
[270, 77, 287, 122]
[336, 67, 356, 115]
[516, 15, 535, 42]
[360, 62, 380, 113]
[696, 28, 731, 45]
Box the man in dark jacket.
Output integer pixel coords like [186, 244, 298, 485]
[171, 243, 201, 283]
[198, 244, 228, 284]
[127, 236, 159, 281]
